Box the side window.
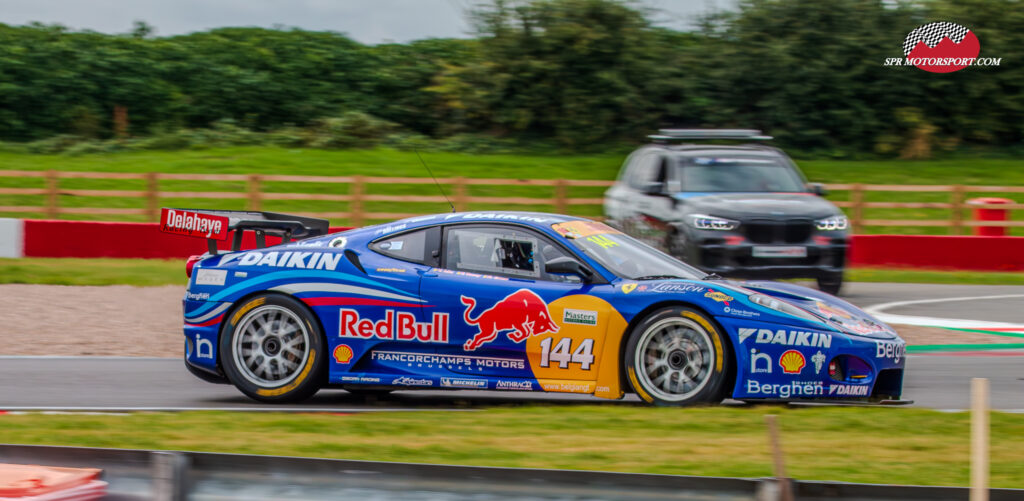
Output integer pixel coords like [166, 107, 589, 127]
[446, 227, 539, 278]
[627, 153, 660, 190]
[444, 226, 584, 282]
[371, 227, 438, 265]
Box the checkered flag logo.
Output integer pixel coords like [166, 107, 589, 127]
[903, 22, 971, 56]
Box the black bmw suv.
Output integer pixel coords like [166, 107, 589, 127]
[603, 129, 848, 294]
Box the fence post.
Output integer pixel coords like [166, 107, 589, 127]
[850, 183, 864, 234]
[554, 179, 568, 214]
[950, 184, 965, 235]
[151, 451, 188, 501]
[453, 177, 467, 212]
[247, 174, 262, 211]
[971, 378, 990, 501]
[764, 415, 794, 501]
[44, 170, 59, 219]
[350, 175, 364, 227]
[146, 172, 160, 221]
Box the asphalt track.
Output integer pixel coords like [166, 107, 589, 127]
[1, 282, 1022, 412]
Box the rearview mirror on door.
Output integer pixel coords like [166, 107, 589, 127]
[544, 256, 593, 283]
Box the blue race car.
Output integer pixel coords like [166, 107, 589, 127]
[166, 209, 906, 406]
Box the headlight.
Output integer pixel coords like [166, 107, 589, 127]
[748, 293, 823, 324]
[689, 214, 739, 231]
[816, 215, 848, 231]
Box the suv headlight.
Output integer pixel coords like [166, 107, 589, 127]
[689, 214, 739, 231]
[816, 215, 848, 231]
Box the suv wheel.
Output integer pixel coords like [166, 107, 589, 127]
[817, 273, 844, 296]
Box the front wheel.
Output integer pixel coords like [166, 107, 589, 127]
[624, 306, 731, 406]
[220, 294, 325, 403]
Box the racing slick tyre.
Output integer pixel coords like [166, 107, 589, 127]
[816, 273, 844, 296]
[624, 306, 731, 406]
[219, 294, 326, 403]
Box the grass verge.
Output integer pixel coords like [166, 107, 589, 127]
[0, 258, 184, 286]
[0, 406, 1021, 487]
[847, 268, 1024, 285]
[1, 258, 1022, 287]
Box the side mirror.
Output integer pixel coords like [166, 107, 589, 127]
[545, 256, 593, 283]
[808, 182, 828, 197]
[641, 181, 666, 195]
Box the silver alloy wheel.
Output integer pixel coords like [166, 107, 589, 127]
[232, 305, 311, 387]
[633, 316, 715, 402]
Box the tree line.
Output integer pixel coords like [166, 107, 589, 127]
[0, 0, 1020, 157]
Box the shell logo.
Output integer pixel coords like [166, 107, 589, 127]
[333, 344, 354, 364]
[779, 350, 806, 374]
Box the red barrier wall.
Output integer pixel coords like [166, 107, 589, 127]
[18, 220, 1024, 271]
[22, 220, 351, 259]
[847, 234, 1024, 271]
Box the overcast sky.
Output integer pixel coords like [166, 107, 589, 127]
[0, 0, 732, 44]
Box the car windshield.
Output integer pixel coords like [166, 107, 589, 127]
[550, 221, 704, 280]
[677, 157, 807, 193]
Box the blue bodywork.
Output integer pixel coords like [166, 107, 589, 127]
[181, 211, 905, 401]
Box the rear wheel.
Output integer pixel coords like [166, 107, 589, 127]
[220, 294, 325, 403]
[624, 306, 731, 406]
[817, 273, 844, 296]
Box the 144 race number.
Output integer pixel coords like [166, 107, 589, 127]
[539, 337, 594, 370]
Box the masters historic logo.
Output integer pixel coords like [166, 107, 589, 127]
[884, 22, 1000, 73]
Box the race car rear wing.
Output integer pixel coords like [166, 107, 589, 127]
[160, 208, 330, 254]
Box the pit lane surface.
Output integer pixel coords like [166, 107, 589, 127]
[1, 282, 1022, 412]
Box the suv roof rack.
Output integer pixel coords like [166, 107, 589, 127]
[648, 129, 773, 142]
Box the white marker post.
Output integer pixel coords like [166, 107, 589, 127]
[765, 414, 794, 501]
[970, 377, 989, 501]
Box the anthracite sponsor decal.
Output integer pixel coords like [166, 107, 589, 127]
[494, 380, 534, 391]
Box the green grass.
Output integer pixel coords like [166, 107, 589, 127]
[1, 258, 1021, 287]
[0, 406, 1021, 487]
[0, 258, 184, 286]
[847, 268, 1024, 285]
[0, 147, 1021, 231]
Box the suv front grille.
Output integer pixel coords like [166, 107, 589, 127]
[743, 219, 812, 244]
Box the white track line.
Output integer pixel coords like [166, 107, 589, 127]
[865, 294, 1024, 330]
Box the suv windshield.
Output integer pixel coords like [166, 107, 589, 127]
[678, 156, 806, 193]
[551, 221, 704, 280]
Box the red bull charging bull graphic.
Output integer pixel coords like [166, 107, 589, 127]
[460, 289, 559, 351]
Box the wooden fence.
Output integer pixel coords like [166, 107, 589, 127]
[0, 170, 1022, 233]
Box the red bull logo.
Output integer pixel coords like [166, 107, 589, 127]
[339, 309, 449, 343]
[461, 289, 559, 351]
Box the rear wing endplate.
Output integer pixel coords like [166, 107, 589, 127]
[160, 208, 330, 255]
